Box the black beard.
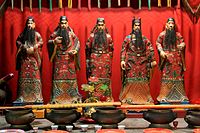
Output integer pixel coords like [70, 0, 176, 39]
[94, 29, 107, 46]
[165, 29, 176, 49]
[22, 27, 35, 46]
[132, 29, 144, 49]
[57, 27, 70, 50]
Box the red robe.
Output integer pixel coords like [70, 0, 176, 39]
[156, 30, 188, 103]
[119, 34, 155, 104]
[86, 30, 114, 101]
[15, 31, 43, 104]
[48, 27, 81, 104]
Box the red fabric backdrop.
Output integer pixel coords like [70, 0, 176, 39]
[0, 3, 200, 104]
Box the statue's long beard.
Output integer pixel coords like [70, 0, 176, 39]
[165, 29, 176, 49]
[94, 29, 107, 46]
[22, 27, 35, 46]
[132, 29, 144, 49]
[58, 28, 70, 49]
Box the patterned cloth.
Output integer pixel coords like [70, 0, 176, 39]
[119, 34, 155, 104]
[156, 31, 188, 103]
[86, 30, 114, 101]
[15, 32, 43, 104]
[48, 27, 81, 104]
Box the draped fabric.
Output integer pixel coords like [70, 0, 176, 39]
[0, 6, 199, 104]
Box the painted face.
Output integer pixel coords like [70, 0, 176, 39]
[166, 20, 175, 30]
[60, 20, 68, 29]
[133, 22, 141, 31]
[27, 21, 35, 29]
[97, 22, 105, 30]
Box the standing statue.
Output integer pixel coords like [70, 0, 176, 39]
[15, 16, 43, 104]
[156, 18, 189, 104]
[86, 18, 114, 102]
[48, 16, 81, 104]
[119, 17, 156, 105]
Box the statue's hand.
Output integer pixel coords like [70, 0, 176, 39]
[54, 36, 63, 44]
[151, 61, 157, 68]
[121, 61, 126, 70]
[177, 43, 185, 50]
[160, 51, 167, 59]
[26, 47, 34, 54]
[69, 50, 77, 55]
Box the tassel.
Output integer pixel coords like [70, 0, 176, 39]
[158, 0, 161, 7]
[167, 0, 171, 7]
[98, 0, 100, 8]
[127, 0, 130, 7]
[68, 0, 72, 9]
[78, 0, 81, 9]
[58, 0, 62, 9]
[88, 0, 91, 10]
[139, 0, 141, 9]
[30, 0, 32, 12]
[21, 0, 23, 12]
[11, 0, 14, 10]
[49, 0, 52, 11]
[108, 0, 111, 8]
[177, 0, 180, 8]
[118, 0, 120, 6]
[38, 0, 42, 12]
[148, 0, 151, 10]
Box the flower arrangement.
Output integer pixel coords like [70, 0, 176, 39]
[81, 76, 109, 103]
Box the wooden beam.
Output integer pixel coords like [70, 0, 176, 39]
[119, 104, 200, 109]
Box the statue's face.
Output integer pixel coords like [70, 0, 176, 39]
[60, 20, 68, 29]
[27, 21, 35, 29]
[166, 20, 175, 30]
[133, 22, 141, 31]
[97, 22, 105, 30]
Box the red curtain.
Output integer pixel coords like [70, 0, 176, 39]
[0, 5, 199, 104]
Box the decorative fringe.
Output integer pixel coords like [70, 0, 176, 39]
[38, 0, 42, 12]
[21, 0, 23, 12]
[49, 0, 52, 11]
[88, 0, 91, 10]
[11, 0, 14, 10]
[177, 0, 180, 8]
[148, 0, 151, 10]
[29, 0, 32, 12]
[108, 0, 111, 8]
[58, 0, 62, 9]
[158, 0, 161, 7]
[118, 0, 121, 6]
[139, 0, 141, 9]
[68, 0, 72, 9]
[98, 0, 100, 8]
[127, 0, 130, 7]
[78, 0, 81, 9]
[167, 0, 171, 7]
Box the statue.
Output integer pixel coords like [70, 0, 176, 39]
[85, 18, 114, 102]
[48, 16, 81, 104]
[119, 17, 156, 105]
[156, 18, 189, 104]
[14, 16, 43, 105]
